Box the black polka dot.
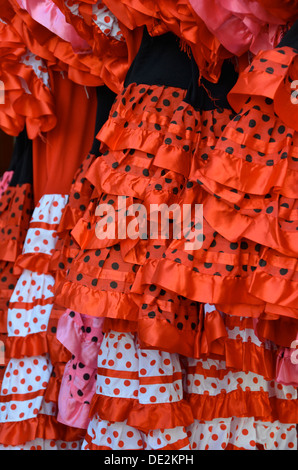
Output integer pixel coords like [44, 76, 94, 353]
[240, 241, 248, 250]
[112, 263, 119, 270]
[226, 265, 234, 271]
[259, 259, 267, 267]
[77, 274, 83, 281]
[110, 281, 117, 289]
[230, 242, 238, 250]
[204, 263, 212, 268]
[278, 125, 285, 134]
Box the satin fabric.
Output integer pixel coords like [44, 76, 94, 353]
[32, 71, 97, 203]
[15, 0, 91, 52]
[188, 0, 286, 55]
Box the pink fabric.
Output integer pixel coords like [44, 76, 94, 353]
[276, 347, 298, 387]
[0, 171, 13, 198]
[16, 0, 91, 52]
[188, 0, 285, 55]
[57, 309, 104, 429]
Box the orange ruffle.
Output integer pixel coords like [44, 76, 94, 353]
[134, 257, 263, 310]
[256, 0, 298, 22]
[0, 414, 85, 446]
[55, 281, 139, 321]
[0, 184, 33, 263]
[104, 0, 232, 83]
[5, 332, 71, 363]
[136, 313, 227, 360]
[186, 390, 298, 424]
[8, 0, 135, 93]
[89, 394, 194, 433]
[0, 15, 56, 138]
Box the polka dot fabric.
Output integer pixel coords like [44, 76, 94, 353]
[52, 74, 298, 450]
[56, 309, 105, 430]
[0, 194, 84, 448]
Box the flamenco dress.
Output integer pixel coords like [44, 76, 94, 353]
[0, 128, 33, 397]
[0, 40, 99, 450]
[53, 24, 298, 449]
[196, 20, 298, 365]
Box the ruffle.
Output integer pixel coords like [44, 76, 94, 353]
[186, 417, 297, 450]
[4, 332, 70, 363]
[55, 281, 139, 321]
[0, 183, 33, 263]
[188, 0, 287, 56]
[0, 436, 83, 450]
[85, 329, 298, 435]
[15, 193, 69, 274]
[0, 171, 13, 198]
[0, 413, 84, 446]
[56, 309, 104, 430]
[103, 0, 233, 83]
[8, 0, 132, 92]
[0, 10, 57, 138]
[256, 0, 298, 22]
[83, 415, 191, 450]
[276, 347, 298, 387]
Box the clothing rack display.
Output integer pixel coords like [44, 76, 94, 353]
[0, 0, 297, 451]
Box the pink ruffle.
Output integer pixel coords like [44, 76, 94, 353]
[188, 0, 286, 56]
[56, 309, 105, 429]
[276, 347, 298, 387]
[0, 171, 13, 198]
[15, 0, 91, 52]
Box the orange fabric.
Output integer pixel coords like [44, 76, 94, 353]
[5, 332, 71, 362]
[187, 390, 298, 423]
[0, 414, 85, 446]
[32, 71, 97, 203]
[89, 394, 194, 433]
[256, 0, 298, 22]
